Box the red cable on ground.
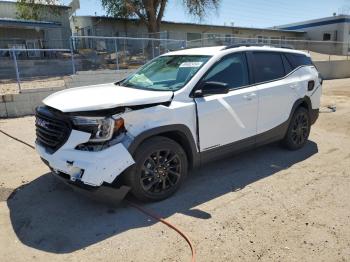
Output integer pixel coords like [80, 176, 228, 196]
[0, 129, 196, 262]
[126, 200, 196, 262]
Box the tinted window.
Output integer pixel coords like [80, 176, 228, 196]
[284, 53, 312, 69]
[253, 52, 285, 83]
[203, 53, 249, 89]
[281, 54, 293, 74]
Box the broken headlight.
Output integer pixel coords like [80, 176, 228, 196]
[71, 116, 124, 142]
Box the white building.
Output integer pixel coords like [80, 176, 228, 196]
[275, 15, 350, 55]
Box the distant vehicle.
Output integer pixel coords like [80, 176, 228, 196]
[35, 45, 322, 201]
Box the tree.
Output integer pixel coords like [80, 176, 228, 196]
[16, 0, 61, 21]
[101, 0, 221, 37]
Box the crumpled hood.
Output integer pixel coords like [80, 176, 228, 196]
[43, 83, 173, 113]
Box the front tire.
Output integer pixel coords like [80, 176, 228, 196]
[282, 107, 311, 150]
[124, 136, 188, 202]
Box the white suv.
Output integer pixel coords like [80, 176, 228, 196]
[35, 45, 322, 201]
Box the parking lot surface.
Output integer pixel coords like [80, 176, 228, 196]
[1, 79, 350, 262]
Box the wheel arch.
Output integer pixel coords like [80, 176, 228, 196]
[290, 96, 311, 118]
[127, 125, 200, 169]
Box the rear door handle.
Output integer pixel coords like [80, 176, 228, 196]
[243, 93, 257, 100]
[290, 84, 298, 89]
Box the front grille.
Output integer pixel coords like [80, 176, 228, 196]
[35, 106, 72, 154]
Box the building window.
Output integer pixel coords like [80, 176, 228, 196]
[263, 36, 270, 44]
[187, 33, 202, 41]
[323, 33, 331, 41]
[270, 37, 281, 45]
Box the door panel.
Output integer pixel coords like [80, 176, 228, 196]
[196, 86, 258, 151]
[250, 51, 299, 134]
[194, 52, 258, 151]
[256, 76, 299, 134]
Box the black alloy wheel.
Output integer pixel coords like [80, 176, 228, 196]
[124, 136, 187, 201]
[140, 149, 182, 194]
[290, 112, 309, 146]
[283, 107, 311, 150]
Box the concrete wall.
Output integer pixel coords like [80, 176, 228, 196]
[314, 60, 350, 80]
[0, 87, 64, 118]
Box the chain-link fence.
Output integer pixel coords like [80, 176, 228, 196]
[71, 36, 186, 71]
[1, 35, 349, 94]
[0, 48, 73, 94]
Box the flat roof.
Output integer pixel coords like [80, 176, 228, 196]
[74, 16, 305, 34]
[275, 15, 350, 30]
[0, 18, 62, 29]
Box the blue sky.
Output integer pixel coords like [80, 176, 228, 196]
[63, 0, 350, 28]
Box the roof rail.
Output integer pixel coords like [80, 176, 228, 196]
[222, 44, 295, 50]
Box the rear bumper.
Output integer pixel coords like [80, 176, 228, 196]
[310, 108, 319, 125]
[36, 129, 135, 187]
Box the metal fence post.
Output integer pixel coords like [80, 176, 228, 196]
[70, 37, 76, 74]
[152, 40, 155, 59]
[142, 39, 145, 63]
[12, 49, 21, 93]
[114, 39, 119, 70]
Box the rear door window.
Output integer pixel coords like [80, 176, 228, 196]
[252, 52, 285, 83]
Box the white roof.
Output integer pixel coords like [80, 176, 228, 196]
[164, 45, 310, 57]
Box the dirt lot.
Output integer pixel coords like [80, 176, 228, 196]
[0, 76, 69, 95]
[0, 79, 350, 262]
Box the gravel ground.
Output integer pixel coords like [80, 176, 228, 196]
[0, 79, 350, 261]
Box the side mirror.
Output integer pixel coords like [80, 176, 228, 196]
[194, 81, 229, 97]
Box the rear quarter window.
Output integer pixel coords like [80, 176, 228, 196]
[284, 53, 313, 69]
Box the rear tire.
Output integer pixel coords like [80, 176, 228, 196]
[124, 136, 188, 202]
[282, 107, 311, 150]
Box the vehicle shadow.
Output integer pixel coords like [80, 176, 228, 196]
[7, 141, 318, 253]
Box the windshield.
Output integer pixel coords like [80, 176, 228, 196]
[120, 55, 211, 91]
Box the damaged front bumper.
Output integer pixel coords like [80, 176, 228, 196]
[51, 169, 131, 205]
[36, 129, 135, 188]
